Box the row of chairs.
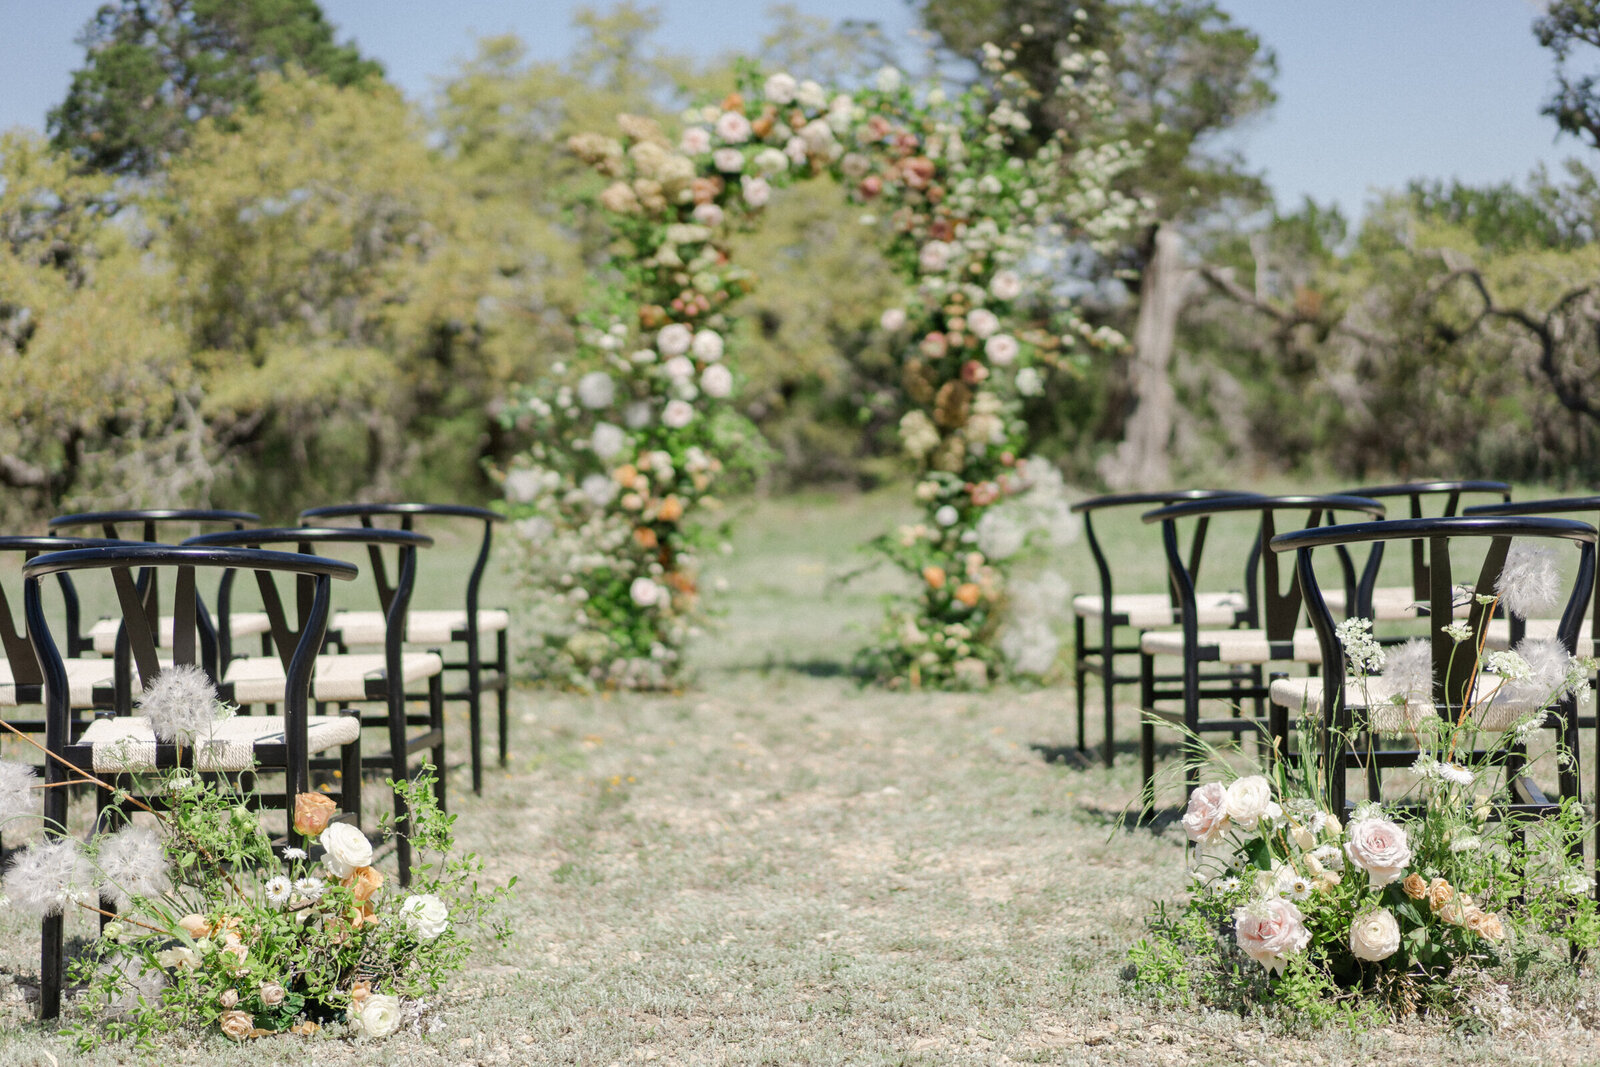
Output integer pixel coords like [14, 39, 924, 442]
[1070, 481, 1600, 824]
[1, 504, 510, 1020]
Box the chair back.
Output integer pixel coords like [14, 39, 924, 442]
[1269, 515, 1597, 810]
[1141, 494, 1388, 644]
[183, 527, 433, 671]
[1337, 481, 1512, 601]
[1465, 496, 1600, 652]
[1070, 490, 1257, 619]
[0, 537, 122, 696]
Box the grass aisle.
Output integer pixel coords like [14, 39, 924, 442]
[2, 489, 1599, 1063]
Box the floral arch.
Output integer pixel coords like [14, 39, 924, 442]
[501, 47, 1142, 689]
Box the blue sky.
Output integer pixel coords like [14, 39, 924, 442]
[0, 0, 1586, 220]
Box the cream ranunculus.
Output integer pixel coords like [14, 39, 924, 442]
[1181, 781, 1229, 845]
[1233, 897, 1311, 975]
[399, 893, 450, 941]
[1221, 775, 1273, 831]
[1343, 816, 1413, 888]
[352, 993, 402, 1038]
[1349, 908, 1401, 962]
[319, 822, 373, 880]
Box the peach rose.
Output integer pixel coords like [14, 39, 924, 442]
[1426, 877, 1454, 911]
[177, 913, 214, 939]
[259, 981, 286, 1007]
[1402, 873, 1427, 900]
[922, 566, 947, 590]
[293, 792, 337, 837]
[219, 1009, 255, 1041]
[953, 583, 981, 608]
[657, 495, 684, 522]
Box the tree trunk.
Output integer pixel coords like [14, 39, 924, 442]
[1099, 225, 1194, 491]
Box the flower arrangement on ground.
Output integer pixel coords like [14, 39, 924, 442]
[1128, 545, 1600, 1021]
[0, 668, 512, 1047]
[499, 43, 1143, 690]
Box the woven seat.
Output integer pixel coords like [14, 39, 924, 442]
[1268, 674, 1531, 733]
[78, 713, 361, 773]
[1140, 626, 1324, 664]
[1321, 585, 1423, 620]
[86, 612, 272, 657]
[1483, 617, 1593, 650]
[1071, 591, 1244, 629]
[0, 658, 113, 707]
[330, 608, 510, 647]
[224, 651, 444, 704]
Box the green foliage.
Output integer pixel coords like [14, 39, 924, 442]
[1537, 0, 1600, 152]
[49, 0, 381, 176]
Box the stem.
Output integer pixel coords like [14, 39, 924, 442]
[74, 900, 169, 935]
[0, 719, 162, 819]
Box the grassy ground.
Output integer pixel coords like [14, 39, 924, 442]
[3, 487, 1600, 1064]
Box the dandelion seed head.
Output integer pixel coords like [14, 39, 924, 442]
[137, 665, 224, 745]
[1496, 540, 1563, 621]
[95, 824, 170, 909]
[4, 837, 96, 918]
[0, 760, 38, 827]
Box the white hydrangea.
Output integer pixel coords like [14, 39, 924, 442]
[580, 474, 617, 507]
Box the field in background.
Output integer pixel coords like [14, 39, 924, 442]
[1, 485, 1599, 1063]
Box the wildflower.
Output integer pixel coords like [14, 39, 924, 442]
[281, 847, 307, 862]
[1219, 876, 1242, 893]
[5, 837, 97, 917]
[137, 665, 227, 745]
[94, 825, 170, 909]
[1335, 617, 1385, 674]
[1496, 540, 1562, 620]
[264, 876, 292, 907]
[1441, 620, 1473, 644]
[0, 760, 37, 826]
[295, 876, 325, 901]
[1436, 763, 1474, 787]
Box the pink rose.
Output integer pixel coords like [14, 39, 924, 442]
[1181, 782, 1228, 845]
[1343, 817, 1412, 888]
[1234, 898, 1311, 975]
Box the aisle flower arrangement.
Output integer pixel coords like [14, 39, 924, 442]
[1129, 552, 1600, 1020]
[0, 668, 512, 1047]
[500, 44, 1143, 689]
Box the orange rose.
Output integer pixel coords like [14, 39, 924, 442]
[349, 981, 371, 1011]
[721, 92, 744, 113]
[922, 566, 947, 590]
[1402, 873, 1427, 900]
[344, 865, 385, 904]
[656, 495, 685, 522]
[177, 913, 214, 939]
[612, 464, 638, 485]
[953, 583, 981, 608]
[292, 793, 337, 837]
[634, 527, 658, 549]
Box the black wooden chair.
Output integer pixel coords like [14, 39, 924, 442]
[1070, 490, 1256, 768]
[47, 509, 271, 672]
[184, 527, 444, 884]
[300, 504, 509, 795]
[24, 543, 360, 1020]
[1268, 515, 1596, 820]
[1136, 494, 1387, 816]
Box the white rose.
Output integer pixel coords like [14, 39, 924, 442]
[714, 111, 751, 144]
[662, 399, 695, 429]
[764, 72, 798, 105]
[741, 176, 771, 208]
[590, 422, 626, 460]
[630, 577, 662, 607]
[784, 136, 808, 165]
[1222, 775, 1273, 831]
[879, 307, 907, 332]
[352, 993, 401, 1038]
[319, 822, 373, 880]
[919, 241, 952, 273]
[576, 371, 615, 410]
[679, 127, 711, 155]
[990, 270, 1023, 301]
[692, 202, 724, 227]
[691, 329, 724, 361]
[1344, 817, 1413, 888]
[752, 147, 788, 175]
[799, 119, 835, 154]
[1349, 908, 1401, 962]
[399, 893, 450, 941]
[967, 308, 1001, 339]
[701, 364, 733, 398]
[713, 147, 744, 174]
[984, 334, 1019, 366]
[875, 66, 903, 93]
[796, 80, 827, 111]
[1181, 781, 1229, 845]
[657, 323, 693, 356]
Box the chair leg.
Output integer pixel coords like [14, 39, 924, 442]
[341, 712, 363, 830]
[1102, 624, 1118, 770]
[387, 687, 413, 888]
[430, 672, 446, 813]
[1073, 615, 1087, 753]
[1139, 651, 1156, 820]
[467, 655, 483, 797]
[495, 629, 509, 768]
